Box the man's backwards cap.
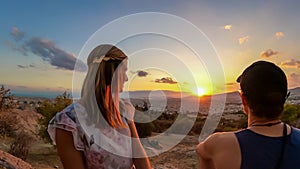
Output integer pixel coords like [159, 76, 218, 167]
[237, 60, 289, 104]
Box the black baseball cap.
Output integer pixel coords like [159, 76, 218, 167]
[237, 60, 289, 104]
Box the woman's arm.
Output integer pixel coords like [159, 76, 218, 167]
[128, 122, 152, 169]
[56, 128, 85, 169]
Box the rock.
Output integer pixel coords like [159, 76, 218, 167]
[0, 150, 34, 169]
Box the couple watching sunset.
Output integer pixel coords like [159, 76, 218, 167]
[47, 44, 300, 169]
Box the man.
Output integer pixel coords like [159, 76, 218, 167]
[196, 60, 300, 169]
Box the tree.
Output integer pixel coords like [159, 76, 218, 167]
[0, 85, 14, 110]
[36, 91, 72, 143]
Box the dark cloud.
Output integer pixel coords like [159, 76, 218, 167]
[7, 27, 87, 72]
[10, 27, 25, 41]
[280, 59, 300, 69]
[154, 77, 177, 84]
[58, 86, 66, 89]
[25, 37, 87, 72]
[17, 64, 36, 69]
[17, 65, 27, 69]
[260, 49, 278, 58]
[8, 28, 87, 72]
[137, 70, 149, 77]
[226, 82, 236, 86]
[16, 85, 28, 89]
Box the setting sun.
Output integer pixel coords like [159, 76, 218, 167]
[194, 87, 206, 97]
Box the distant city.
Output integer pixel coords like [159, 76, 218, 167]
[11, 87, 300, 116]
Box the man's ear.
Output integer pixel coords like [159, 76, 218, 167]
[241, 94, 247, 106]
[240, 94, 250, 115]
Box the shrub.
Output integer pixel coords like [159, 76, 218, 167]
[36, 91, 72, 143]
[8, 131, 35, 160]
[152, 120, 174, 133]
[134, 122, 155, 138]
[189, 121, 204, 135]
[281, 104, 300, 126]
[134, 108, 155, 138]
[0, 119, 15, 137]
[0, 113, 18, 138]
[157, 112, 178, 121]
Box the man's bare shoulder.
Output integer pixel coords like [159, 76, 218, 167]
[196, 131, 238, 154]
[196, 131, 241, 169]
[206, 131, 237, 144]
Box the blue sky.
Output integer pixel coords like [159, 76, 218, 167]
[1, 0, 300, 97]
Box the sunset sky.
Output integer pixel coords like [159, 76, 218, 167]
[1, 0, 300, 97]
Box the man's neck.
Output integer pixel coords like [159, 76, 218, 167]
[247, 114, 281, 127]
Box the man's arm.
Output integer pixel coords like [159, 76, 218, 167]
[196, 134, 217, 169]
[56, 128, 85, 169]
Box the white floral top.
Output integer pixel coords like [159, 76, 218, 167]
[47, 102, 134, 169]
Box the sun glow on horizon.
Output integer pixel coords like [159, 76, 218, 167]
[193, 87, 207, 97]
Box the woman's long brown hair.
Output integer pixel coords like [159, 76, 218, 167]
[93, 46, 127, 128]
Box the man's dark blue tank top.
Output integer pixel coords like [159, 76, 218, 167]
[235, 127, 300, 169]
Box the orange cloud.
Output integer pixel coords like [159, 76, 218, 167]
[260, 49, 279, 58]
[275, 32, 284, 39]
[238, 36, 249, 44]
[280, 59, 300, 69]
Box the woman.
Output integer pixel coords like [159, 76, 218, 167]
[48, 44, 151, 169]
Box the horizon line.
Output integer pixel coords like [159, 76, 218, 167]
[10, 86, 300, 99]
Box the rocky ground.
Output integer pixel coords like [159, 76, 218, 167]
[0, 108, 201, 169]
[149, 135, 199, 169]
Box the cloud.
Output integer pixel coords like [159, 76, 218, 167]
[238, 36, 249, 44]
[280, 59, 300, 69]
[226, 82, 236, 86]
[25, 37, 87, 71]
[16, 85, 28, 89]
[226, 82, 240, 92]
[17, 65, 27, 69]
[5, 41, 28, 56]
[10, 27, 25, 41]
[275, 32, 284, 39]
[26, 38, 87, 71]
[260, 49, 279, 58]
[154, 77, 178, 84]
[287, 73, 300, 88]
[290, 73, 300, 79]
[8, 29, 87, 72]
[17, 64, 36, 69]
[223, 25, 232, 30]
[137, 70, 149, 77]
[7, 27, 87, 72]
